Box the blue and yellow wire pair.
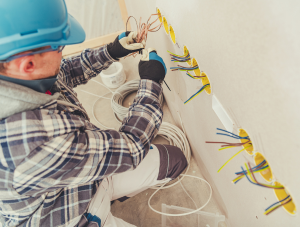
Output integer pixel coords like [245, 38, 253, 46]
[184, 84, 210, 104]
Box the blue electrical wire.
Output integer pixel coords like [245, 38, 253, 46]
[235, 160, 267, 175]
[234, 178, 242, 184]
[265, 195, 290, 211]
[216, 128, 249, 139]
[184, 84, 209, 104]
[170, 66, 198, 70]
[235, 165, 268, 176]
[240, 167, 271, 189]
[171, 54, 190, 61]
[186, 72, 194, 79]
[216, 133, 248, 140]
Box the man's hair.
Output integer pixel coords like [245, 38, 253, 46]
[0, 63, 6, 74]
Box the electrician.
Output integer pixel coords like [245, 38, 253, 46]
[0, 0, 187, 226]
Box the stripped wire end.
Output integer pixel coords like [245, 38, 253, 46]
[125, 14, 162, 58]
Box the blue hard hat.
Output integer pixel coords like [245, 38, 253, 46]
[0, 0, 86, 61]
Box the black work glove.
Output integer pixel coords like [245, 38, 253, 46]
[138, 48, 167, 84]
[107, 31, 146, 60]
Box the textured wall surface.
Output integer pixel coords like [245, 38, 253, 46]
[125, 0, 300, 226]
[65, 0, 124, 40]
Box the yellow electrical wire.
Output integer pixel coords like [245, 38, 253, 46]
[217, 145, 252, 172]
[232, 167, 268, 183]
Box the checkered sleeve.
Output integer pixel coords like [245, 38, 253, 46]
[60, 45, 117, 88]
[12, 80, 163, 197]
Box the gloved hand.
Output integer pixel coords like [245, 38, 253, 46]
[107, 31, 146, 60]
[138, 48, 167, 84]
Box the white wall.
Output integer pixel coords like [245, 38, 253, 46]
[125, 0, 300, 226]
[65, 0, 125, 40]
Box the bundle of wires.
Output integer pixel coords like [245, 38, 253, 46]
[239, 162, 293, 215]
[184, 84, 210, 104]
[126, 14, 162, 57]
[232, 160, 269, 184]
[170, 64, 199, 72]
[239, 162, 284, 190]
[264, 195, 292, 215]
[167, 50, 191, 63]
[206, 128, 253, 172]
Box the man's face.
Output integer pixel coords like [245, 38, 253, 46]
[37, 47, 63, 80]
[2, 46, 63, 80]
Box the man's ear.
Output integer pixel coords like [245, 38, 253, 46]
[19, 56, 35, 74]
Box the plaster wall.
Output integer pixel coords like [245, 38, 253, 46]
[125, 0, 300, 226]
[65, 0, 124, 40]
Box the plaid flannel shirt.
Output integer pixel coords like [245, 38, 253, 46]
[0, 46, 163, 226]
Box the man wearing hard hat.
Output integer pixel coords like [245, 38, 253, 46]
[0, 1, 187, 226]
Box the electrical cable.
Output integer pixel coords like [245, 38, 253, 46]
[81, 79, 122, 130]
[171, 65, 199, 72]
[247, 162, 283, 189]
[265, 195, 290, 212]
[179, 181, 198, 209]
[148, 174, 212, 216]
[167, 50, 191, 63]
[206, 141, 251, 148]
[205, 128, 253, 172]
[235, 160, 266, 175]
[186, 71, 205, 79]
[232, 160, 269, 184]
[80, 90, 111, 100]
[217, 145, 252, 172]
[232, 167, 269, 184]
[91, 92, 115, 130]
[241, 163, 284, 189]
[264, 195, 292, 215]
[184, 84, 210, 104]
[265, 198, 292, 215]
[125, 14, 162, 58]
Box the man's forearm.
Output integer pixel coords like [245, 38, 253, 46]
[120, 79, 163, 167]
[59, 45, 117, 88]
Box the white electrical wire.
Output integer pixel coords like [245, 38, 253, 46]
[80, 90, 111, 100]
[148, 174, 212, 216]
[81, 79, 118, 130]
[180, 181, 198, 209]
[91, 92, 115, 130]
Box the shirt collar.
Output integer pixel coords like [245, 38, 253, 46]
[0, 74, 57, 93]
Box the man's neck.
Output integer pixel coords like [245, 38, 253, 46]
[0, 74, 57, 93]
